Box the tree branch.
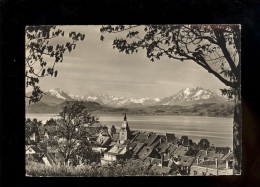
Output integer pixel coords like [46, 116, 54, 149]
[213, 29, 238, 78]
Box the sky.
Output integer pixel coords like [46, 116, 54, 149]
[26, 25, 228, 99]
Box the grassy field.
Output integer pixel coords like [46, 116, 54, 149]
[26, 160, 154, 177]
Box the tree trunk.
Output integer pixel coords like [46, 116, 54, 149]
[65, 158, 69, 166]
[233, 88, 242, 175]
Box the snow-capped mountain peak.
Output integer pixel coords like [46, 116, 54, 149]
[47, 88, 67, 100]
[41, 87, 226, 107]
[158, 87, 226, 106]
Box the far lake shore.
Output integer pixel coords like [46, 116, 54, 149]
[26, 113, 233, 148]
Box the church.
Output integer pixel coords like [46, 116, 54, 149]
[100, 113, 132, 165]
[118, 112, 131, 144]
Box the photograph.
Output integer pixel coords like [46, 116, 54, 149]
[25, 25, 241, 176]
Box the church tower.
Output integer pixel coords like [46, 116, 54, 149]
[119, 112, 131, 144]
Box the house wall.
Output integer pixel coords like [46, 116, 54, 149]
[103, 154, 117, 162]
[42, 156, 52, 166]
[101, 154, 119, 165]
[190, 166, 233, 176]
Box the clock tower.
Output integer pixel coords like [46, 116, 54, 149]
[119, 113, 131, 144]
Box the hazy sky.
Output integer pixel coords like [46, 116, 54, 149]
[26, 25, 228, 99]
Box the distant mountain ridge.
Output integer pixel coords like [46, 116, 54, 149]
[157, 87, 226, 106]
[26, 87, 227, 107]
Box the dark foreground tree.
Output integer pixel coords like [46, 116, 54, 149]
[25, 26, 85, 104]
[25, 118, 43, 143]
[46, 101, 101, 165]
[100, 24, 241, 174]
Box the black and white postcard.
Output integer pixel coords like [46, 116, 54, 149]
[25, 25, 241, 176]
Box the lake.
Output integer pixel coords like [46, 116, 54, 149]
[26, 113, 233, 148]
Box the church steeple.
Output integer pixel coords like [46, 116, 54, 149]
[124, 112, 127, 121]
[119, 112, 130, 144]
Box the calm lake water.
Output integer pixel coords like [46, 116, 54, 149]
[26, 113, 233, 148]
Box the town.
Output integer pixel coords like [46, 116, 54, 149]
[25, 113, 234, 176]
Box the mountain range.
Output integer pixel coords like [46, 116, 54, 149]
[26, 87, 227, 108]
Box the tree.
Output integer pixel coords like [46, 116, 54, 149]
[25, 118, 42, 144]
[47, 101, 101, 165]
[25, 26, 85, 104]
[100, 24, 241, 174]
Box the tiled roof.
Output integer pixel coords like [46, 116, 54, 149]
[220, 152, 233, 161]
[122, 140, 131, 145]
[96, 136, 111, 146]
[44, 153, 56, 165]
[131, 130, 139, 136]
[109, 141, 117, 147]
[205, 151, 216, 157]
[179, 156, 196, 167]
[127, 142, 138, 149]
[168, 144, 178, 154]
[144, 135, 159, 147]
[205, 151, 224, 160]
[150, 158, 161, 165]
[164, 144, 178, 160]
[44, 118, 57, 126]
[108, 144, 128, 155]
[108, 144, 124, 153]
[144, 157, 153, 164]
[172, 146, 189, 157]
[157, 142, 170, 154]
[27, 154, 43, 162]
[197, 160, 219, 167]
[166, 133, 176, 142]
[196, 150, 207, 158]
[132, 143, 145, 156]
[150, 139, 161, 149]
[138, 146, 154, 160]
[112, 133, 119, 142]
[133, 134, 148, 143]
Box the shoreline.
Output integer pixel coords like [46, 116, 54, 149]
[26, 112, 233, 119]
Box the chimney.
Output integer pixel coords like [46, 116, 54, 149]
[161, 154, 164, 168]
[205, 150, 208, 155]
[229, 148, 231, 153]
[147, 134, 150, 139]
[165, 133, 167, 142]
[159, 138, 162, 144]
[215, 158, 218, 168]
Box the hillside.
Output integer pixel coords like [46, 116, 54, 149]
[26, 99, 234, 117]
[26, 101, 104, 114]
[93, 101, 234, 117]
